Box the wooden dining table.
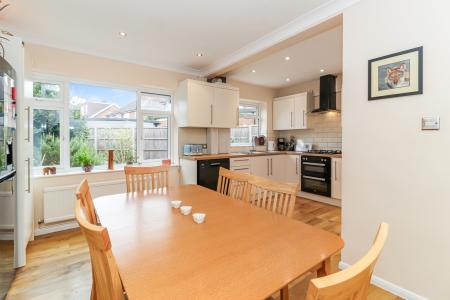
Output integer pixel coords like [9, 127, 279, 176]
[94, 184, 343, 300]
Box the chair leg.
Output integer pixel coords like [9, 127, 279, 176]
[317, 257, 333, 277]
[280, 285, 289, 300]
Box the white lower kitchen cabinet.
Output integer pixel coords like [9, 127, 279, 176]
[230, 157, 251, 174]
[285, 155, 300, 184]
[331, 157, 342, 199]
[250, 156, 270, 178]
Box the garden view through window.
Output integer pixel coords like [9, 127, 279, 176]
[69, 83, 137, 167]
[231, 102, 260, 145]
[33, 109, 61, 166]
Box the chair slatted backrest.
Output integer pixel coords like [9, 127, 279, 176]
[306, 223, 389, 300]
[217, 167, 251, 201]
[75, 199, 125, 300]
[76, 178, 98, 225]
[124, 165, 169, 192]
[243, 177, 299, 218]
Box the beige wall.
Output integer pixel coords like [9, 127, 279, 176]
[342, 0, 449, 299]
[275, 75, 342, 150]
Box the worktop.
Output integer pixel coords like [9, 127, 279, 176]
[183, 151, 342, 160]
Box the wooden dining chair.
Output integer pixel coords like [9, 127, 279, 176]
[304, 223, 389, 300]
[243, 176, 299, 218]
[217, 167, 251, 201]
[75, 199, 126, 300]
[76, 178, 99, 225]
[124, 165, 169, 192]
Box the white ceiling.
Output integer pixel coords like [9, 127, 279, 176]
[0, 0, 350, 76]
[227, 26, 342, 88]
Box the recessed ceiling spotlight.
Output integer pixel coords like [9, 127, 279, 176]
[286, 78, 291, 82]
[320, 69, 325, 73]
[252, 69, 256, 73]
[196, 53, 204, 57]
[285, 56, 291, 61]
[118, 31, 127, 37]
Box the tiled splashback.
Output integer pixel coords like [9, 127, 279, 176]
[277, 111, 342, 150]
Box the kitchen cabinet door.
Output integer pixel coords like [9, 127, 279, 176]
[250, 156, 270, 178]
[285, 155, 300, 184]
[187, 81, 214, 127]
[213, 87, 239, 128]
[331, 158, 342, 199]
[293, 94, 308, 129]
[273, 97, 294, 130]
[269, 155, 286, 182]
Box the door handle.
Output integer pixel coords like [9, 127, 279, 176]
[209, 162, 221, 167]
[26, 106, 31, 142]
[26, 158, 31, 192]
[303, 175, 326, 182]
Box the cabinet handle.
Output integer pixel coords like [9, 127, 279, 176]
[303, 110, 305, 127]
[296, 157, 298, 175]
[26, 106, 31, 142]
[290, 112, 293, 128]
[236, 107, 239, 126]
[270, 158, 273, 176]
[26, 158, 31, 192]
[334, 160, 337, 180]
[267, 159, 269, 176]
[210, 104, 213, 125]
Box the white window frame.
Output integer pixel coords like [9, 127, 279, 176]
[231, 100, 262, 147]
[27, 73, 175, 175]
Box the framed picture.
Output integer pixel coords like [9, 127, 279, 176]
[368, 46, 423, 100]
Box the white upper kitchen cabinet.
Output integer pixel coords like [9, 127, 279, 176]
[175, 79, 239, 128]
[331, 157, 342, 199]
[213, 86, 239, 128]
[273, 92, 313, 130]
[273, 97, 294, 130]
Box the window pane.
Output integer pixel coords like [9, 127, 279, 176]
[231, 103, 260, 145]
[33, 82, 61, 100]
[143, 115, 169, 160]
[141, 93, 171, 111]
[69, 83, 137, 167]
[33, 109, 60, 166]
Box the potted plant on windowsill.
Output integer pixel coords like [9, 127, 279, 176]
[73, 145, 100, 172]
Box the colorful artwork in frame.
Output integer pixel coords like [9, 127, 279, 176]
[368, 47, 423, 100]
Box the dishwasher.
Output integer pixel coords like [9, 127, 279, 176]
[197, 158, 230, 190]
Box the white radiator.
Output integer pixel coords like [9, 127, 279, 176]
[43, 179, 126, 224]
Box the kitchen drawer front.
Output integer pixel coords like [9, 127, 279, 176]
[230, 157, 251, 168]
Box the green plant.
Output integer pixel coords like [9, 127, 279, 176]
[39, 134, 60, 166]
[73, 144, 100, 167]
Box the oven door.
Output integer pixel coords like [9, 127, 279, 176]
[301, 175, 331, 197]
[301, 156, 331, 178]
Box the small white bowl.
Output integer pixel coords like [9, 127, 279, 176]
[170, 200, 182, 208]
[180, 205, 192, 215]
[192, 213, 206, 224]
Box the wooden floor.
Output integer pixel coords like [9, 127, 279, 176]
[5, 197, 401, 300]
[0, 240, 15, 299]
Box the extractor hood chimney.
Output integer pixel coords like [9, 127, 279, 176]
[312, 74, 338, 113]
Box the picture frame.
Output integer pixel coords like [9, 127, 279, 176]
[368, 46, 423, 100]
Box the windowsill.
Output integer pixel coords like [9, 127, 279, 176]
[33, 162, 178, 179]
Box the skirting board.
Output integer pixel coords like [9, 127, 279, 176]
[339, 262, 428, 300]
[34, 220, 79, 236]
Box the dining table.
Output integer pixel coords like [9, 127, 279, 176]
[93, 184, 344, 300]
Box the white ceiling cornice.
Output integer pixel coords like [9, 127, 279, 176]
[201, 0, 359, 77]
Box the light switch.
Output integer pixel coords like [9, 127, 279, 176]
[422, 116, 440, 130]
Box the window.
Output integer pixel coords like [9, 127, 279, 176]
[140, 93, 171, 161]
[231, 102, 260, 146]
[33, 109, 61, 166]
[69, 83, 137, 167]
[33, 82, 61, 100]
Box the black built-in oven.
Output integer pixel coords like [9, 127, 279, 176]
[301, 156, 331, 197]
